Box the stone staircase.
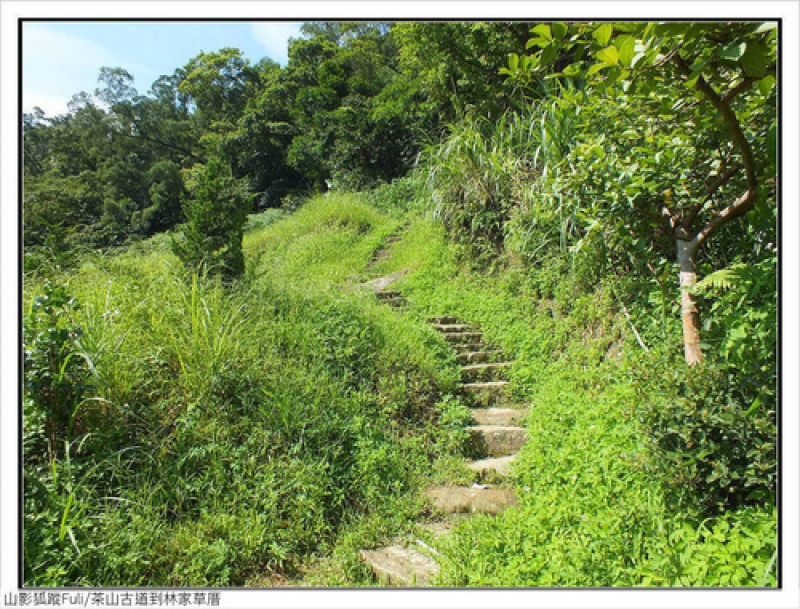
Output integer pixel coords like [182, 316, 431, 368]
[361, 227, 411, 310]
[375, 289, 407, 310]
[359, 311, 529, 586]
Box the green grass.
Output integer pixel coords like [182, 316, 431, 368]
[22, 193, 459, 586]
[384, 213, 777, 588]
[22, 192, 777, 588]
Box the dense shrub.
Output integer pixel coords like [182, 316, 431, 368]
[634, 361, 777, 515]
[23, 280, 94, 453]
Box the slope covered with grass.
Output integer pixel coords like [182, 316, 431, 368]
[22, 191, 777, 587]
[22, 194, 464, 586]
[375, 205, 777, 587]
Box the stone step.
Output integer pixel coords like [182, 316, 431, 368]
[382, 297, 407, 307]
[466, 425, 528, 457]
[461, 380, 510, 407]
[461, 361, 513, 382]
[360, 545, 439, 586]
[456, 350, 505, 364]
[432, 323, 473, 333]
[426, 485, 517, 515]
[443, 332, 483, 344]
[453, 342, 490, 354]
[377, 290, 403, 299]
[467, 454, 517, 480]
[427, 316, 460, 325]
[471, 407, 527, 426]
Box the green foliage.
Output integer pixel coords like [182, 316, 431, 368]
[22, 197, 461, 586]
[23, 281, 94, 451]
[365, 175, 428, 217]
[437, 368, 665, 587]
[694, 254, 777, 376]
[172, 156, 250, 281]
[634, 356, 776, 515]
[21, 20, 779, 589]
[394, 214, 775, 587]
[639, 505, 777, 586]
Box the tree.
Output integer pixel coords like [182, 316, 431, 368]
[173, 154, 251, 281]
[392, 22, 531, 121]
[95, 67, 138, 107]
[178, 48, 258, 130]
[508, 22, 777, 364]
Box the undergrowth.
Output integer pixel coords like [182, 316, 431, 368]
[386, 207, 777, 587]
[22, 194, 460, 586]
[22, 191, 777, 588]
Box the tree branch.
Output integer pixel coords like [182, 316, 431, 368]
[692, 186, 758, 247]
[721, 76, 758, 105]
[116, 127, 206, 164]
[682, 163, 741, 229]
[672, 52, 759, 249]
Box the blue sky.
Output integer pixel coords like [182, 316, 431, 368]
[22, 21, 304, 117]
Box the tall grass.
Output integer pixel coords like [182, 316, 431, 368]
[419, 93, 583, 264]
[23, 191, 776, 587]
[22, 194, 462, 586]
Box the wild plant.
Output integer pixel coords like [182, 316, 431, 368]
[23, 280, 95, 455]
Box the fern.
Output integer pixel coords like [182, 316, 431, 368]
[692, 263, 758, 294]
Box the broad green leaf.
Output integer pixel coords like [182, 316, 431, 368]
[684, 74, 700, 90]
[552, 22, 568, 40]
[745, 396, 761, 417]
[597, 45, 620, 66]
[508, 53, 520, 72]
[755, 22, 777, 33]
[631, 51, 648, 69]
[593, 23, 614, 47]
[689, 58, 708, 72]
[719, 42, 747, 62]
[767, 120, 777, 167]
[615, 35, 636, 67]
[587, 63, 609, 76]
[740, 40, 768, 78]
[532, 24, 553, 40]
[758, 75, 776, 96]
[526, 37, 551, 49]
[655, 23, 690, 37]
[540, 44, 558, 66]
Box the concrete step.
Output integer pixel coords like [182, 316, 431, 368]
[443, 332, 483, 344]
[461, 380, 509, 406]
[461, 361, 513, 382]
[377, 290, 403, 299]
[453, 342, 490, 354]
[456, 350, 505, 364]
[360, 545, 439, 586]
[466, 425, 528, 457]
[382, 297, 407, 307]
[471, 407, 527, 426]
[467, 454, 517, 480]
[432, 323, 474, 333]
[427, 316, 460, 325]
[426, 485, 517, 515]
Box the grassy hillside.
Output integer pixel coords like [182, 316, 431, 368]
[23, 194, 463, 586]
[22, 192, 777, 587]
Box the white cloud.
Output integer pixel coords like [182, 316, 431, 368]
[21, 24, 145, 117]
[249, 22, 303, 65]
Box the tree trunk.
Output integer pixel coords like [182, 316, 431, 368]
[677, 237, 703, 365]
